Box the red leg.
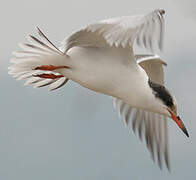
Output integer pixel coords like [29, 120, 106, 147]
[33, 74, 64, 79]
[34, 65, 70, 71]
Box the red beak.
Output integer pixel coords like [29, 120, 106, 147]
[168, 110, 189, 137]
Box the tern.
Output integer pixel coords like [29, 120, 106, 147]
[8, 9, 189, 170]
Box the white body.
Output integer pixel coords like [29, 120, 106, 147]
[8, 9, 172, 170]
[61, 46, 169, 116]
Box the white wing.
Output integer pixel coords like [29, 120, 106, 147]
[61, 9, 165, 53]
[114, 55, 170, 170]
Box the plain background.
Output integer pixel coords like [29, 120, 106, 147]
[0, 0, 196, 179]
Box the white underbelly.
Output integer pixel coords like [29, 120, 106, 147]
[64, 46, 165, 115]
[66, 46, 142, 96]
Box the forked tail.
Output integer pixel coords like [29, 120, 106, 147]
[8, 27, 70, 91]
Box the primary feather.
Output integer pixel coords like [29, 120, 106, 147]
[61, 9, 165, 52]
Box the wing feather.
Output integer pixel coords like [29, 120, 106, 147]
[113, 55, 170, 170]
[62, 9, 165, 52]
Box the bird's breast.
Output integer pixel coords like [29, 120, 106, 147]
[66, 46, 161, 112]
[67, 46, 139, 93]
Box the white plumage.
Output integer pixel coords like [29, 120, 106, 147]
[114, 55, 169, 169]
[62, 9, 164, 52]
[9, 9, 189, 171]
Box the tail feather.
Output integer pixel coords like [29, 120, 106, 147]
[28, 35, 61, 55]
[12, 50, 45, 58]
[33, 79, 55, 88]
[48, 77, 68, 91]
[24, 77, 43, 86]
[9, 27, 69, 91]
[36, 26, 63, 54]
[19, 43, 53, 55]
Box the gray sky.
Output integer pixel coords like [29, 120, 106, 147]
[1, 0, 196, 179]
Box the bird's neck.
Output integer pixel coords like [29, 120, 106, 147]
[115, 67, 169, 116]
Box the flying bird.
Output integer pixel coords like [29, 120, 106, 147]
[8, 9, 189, 170]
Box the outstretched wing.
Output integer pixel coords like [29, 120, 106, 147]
[137, 54, 166, 84]
[61, 9, 165, 53]
[113, 55, 170, 170]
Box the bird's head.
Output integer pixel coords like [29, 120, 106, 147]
[149, 80, 189, 137]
